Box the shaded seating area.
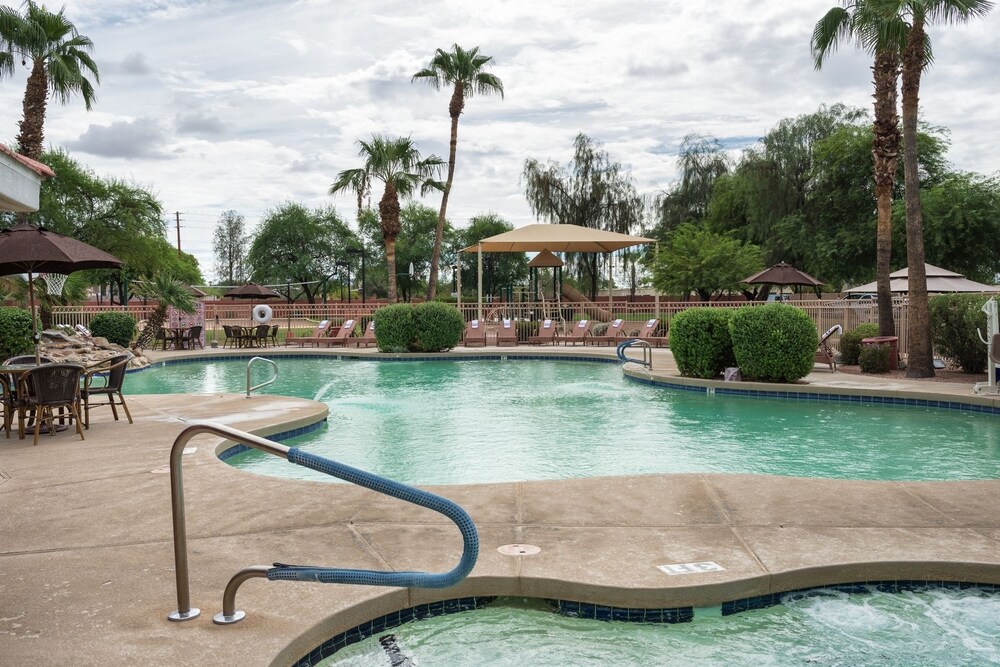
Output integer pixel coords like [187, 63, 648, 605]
[463, 319, 487, 347]
[587, 318, 627, 346]
[561, 319, 593, 346]
[285, 320, 332, 347]
[527, 319, 558, 345]
[82, 353, 133, 429]
[497, 318, 517, 346]
[17, 363, 85, 446]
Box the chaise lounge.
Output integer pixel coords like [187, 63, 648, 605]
[527, 319, 558, 345]
[497, 318, 518, 346]
[587, 318, 627, 346]
[561, 319, 593, 346]
[635, 318, 668, 347]
[285, 320, 332, 347]
[463, 319, 487, 347]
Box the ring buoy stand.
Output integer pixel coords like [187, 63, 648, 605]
[253, 304, 273, 324]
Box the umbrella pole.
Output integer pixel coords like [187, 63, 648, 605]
[477, 242, 483, 322]
[607, 252, 613, 316]
[28, 271, 39, 365]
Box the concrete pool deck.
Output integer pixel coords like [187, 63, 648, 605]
[2, 344, 1000, 666]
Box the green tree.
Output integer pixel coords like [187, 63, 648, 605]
[649, 223, 763, 301]
[330, 135, 443, 302]
[131, 274, 195, 351]
[394, 202, 451, 302]
[0, 1, 99, 161]
[522, 133, 645, 298]
[458, 213, 529, 299]
[246, 203, 357, 304]
[653, 134, 730, 237]
[212, 210, 248, 285]
[412, 44, 504, 300]
[813, 0, 908, 336]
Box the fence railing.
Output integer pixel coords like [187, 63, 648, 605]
[51, 298, 908, 350]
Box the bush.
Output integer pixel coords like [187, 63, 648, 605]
[669, 308, 735, 378]
[859, 343, 891, 373]
[730, 304, 818, 382]
[373, 304, 415, 353]
[839, 322, 881, 365]
[412, 302, 464, 352]
[0, 307, 35, 359]
[929, 294, 990, 373]
[89, 311, 137, 348]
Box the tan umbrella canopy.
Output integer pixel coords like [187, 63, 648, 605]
[743, 261, 824, 287]
[223, 283, 282, 299]
[461, 224, 654, 318]
[846, 263, 1000, 294]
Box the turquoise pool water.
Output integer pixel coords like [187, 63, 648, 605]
[125, 358, 1000, 484]
[319, 590, 1000, 666]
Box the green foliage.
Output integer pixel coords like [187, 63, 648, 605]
[929, 294, 990, 373]
[669, 308, 736, 379]
[0, 307, 35, 359]
[649, 223, 763, 300]
[457, 213, 530, 297]
[374, 304, 416, 353]
[654, 134, 730, 235]
[88, 311, 136, 348]
[412, 302, 464, 352]
[729, 305, 818, 382]
[839, 323, 881, 365]
[859, 343, 891, 374]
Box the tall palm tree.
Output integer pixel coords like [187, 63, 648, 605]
[871, 0, 992, 377]
[331, 135, 442, 302]
[131, 274, 195, 351]
[412, 44, 504, 300]
[0, 1, 99, 161]
[812, 1, 907, 338]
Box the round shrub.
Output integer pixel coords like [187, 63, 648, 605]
[88, 311, 137, 348]
[412, 302, 464, 352]
[729, 304, 818, 383]
[373, 304, 416, 353]
[929, 294, 989, 373]
[839, 323, 880, 365]
[669, 307, 735, 379]
[0, 307, 35, 359]
[859, 342, 891, 374]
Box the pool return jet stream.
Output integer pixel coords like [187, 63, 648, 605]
[166, 423, 479, 625]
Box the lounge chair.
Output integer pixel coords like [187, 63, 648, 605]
[815, 324, 842, 371]
[587, 318, 627, 346]
[81, 353, 133, 429]
[463, 319, 487, 347]
[497, 318, 518, 346]
[285, 320, 332, 347]
[353, 320, 376, 347]
[526, 319, 558, 345]
[635, 319, 668, 347]
[561, 319, 593, 346]
[319, 318, 359, 347]
[17, 363, 85, 446]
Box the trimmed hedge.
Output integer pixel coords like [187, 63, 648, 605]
[0, 307, 35, 359]
[839, 323, 880, 365]
[730, 304, 818, 382]
[669, 308, 735, 379]
[89, 311, 137, 348]
[373, 304, 415, 353]
[412, 302, 464, 352]
[929, 294, 989, 373]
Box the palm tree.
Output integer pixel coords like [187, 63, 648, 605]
[131, 274, 195, 351]
[0, 1, 99, 161]
[412, 44, 504, 300]
[331, 135, 442, 302]
[812, 1, 907, 338]
[871, 0, 992, 377]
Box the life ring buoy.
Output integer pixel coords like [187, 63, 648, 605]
[253, 304, 273, 324]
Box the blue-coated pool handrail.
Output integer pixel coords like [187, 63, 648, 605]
[617, 339, 653, 369]
[165, 422, 479, 626]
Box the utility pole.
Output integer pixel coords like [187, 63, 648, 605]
[175, 212, 182, 256]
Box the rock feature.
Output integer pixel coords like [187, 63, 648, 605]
[38, 328, 151, 369]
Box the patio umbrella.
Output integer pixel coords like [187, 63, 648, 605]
[742, 261, 824, 298]
[222, 283, 282, 299]
[0, 223, 123, 363]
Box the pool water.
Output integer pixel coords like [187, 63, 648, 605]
[320, 590, 1000, 666]
[125, 359, 1000, 484]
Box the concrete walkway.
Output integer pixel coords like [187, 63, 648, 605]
[2, 345, 1000, 666]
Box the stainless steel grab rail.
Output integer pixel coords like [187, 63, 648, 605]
[246, 356, 278, 397]
[617, 339, 653, 369]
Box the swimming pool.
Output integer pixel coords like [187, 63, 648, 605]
[313, 589, 1000, 666]
[126, 358, 1000, 484]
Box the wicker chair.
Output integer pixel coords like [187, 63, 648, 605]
[81, 353, 134, 429]
[17, 363, 85, 446]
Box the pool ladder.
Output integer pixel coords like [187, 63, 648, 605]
[166, 422, 479, 625]
[246, 356, 278, 397]
[616, 339, 653, 369]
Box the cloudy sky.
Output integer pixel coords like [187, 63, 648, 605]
[1, 0, 997, 282]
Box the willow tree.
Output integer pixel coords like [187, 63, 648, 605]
[331, 135, 443, 302]
[411, 44, 504, 300]
[522, 133, 644, 299]
[0, 1, 99, 161]
[812, 1, 907, 338]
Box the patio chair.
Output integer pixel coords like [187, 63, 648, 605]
[251, 324, 270, 348]
[4, 355, 54, 365]
[269, 325, 279, 347]
[561, 319, 593, 346]
[815, 324, 843, 372]
[587, 318, 627, 346]
[184, 325, 204, 350]
[17, 363, 85, 446]
[319, 318, 359, 347]
[353, 320, 376, 347]
[285, 320, 332, 347]
[635, 319, 668, 347]
[221, 325, 242, 349]
[526, 319, 558, 345]
[81, 353, 133, 429]
[463, 319, 487, 347]
[152, 327, 170, 350]
[497, 318, 518, 346]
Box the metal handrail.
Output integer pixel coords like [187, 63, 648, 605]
[245, 356, 278, 397]
[617, 338, 653, 369]
[166, 422, 479, 625]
